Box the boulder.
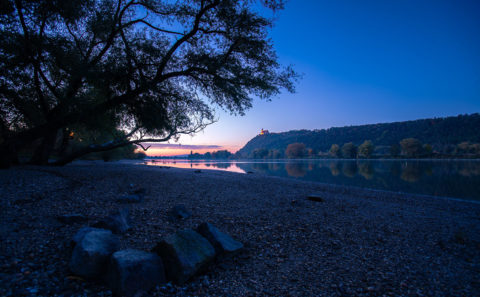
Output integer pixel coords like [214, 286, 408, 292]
[56, 213, 87, 224]
[116, 194, 142, 204]
[196, 223, 243, 254]
[70, 229, 120, 278]
[94, 208, 131, 234]
[168, 204, 191, 220]
[107, 249, 166, 297]
[153, 229, 215, 284]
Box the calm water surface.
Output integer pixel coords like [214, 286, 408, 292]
[143, 159, 480, 201]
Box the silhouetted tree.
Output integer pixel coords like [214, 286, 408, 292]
[285, 142, 306, 158]
[341, 142, 357, 159]
[358, 140, 374, 158]
[0, 0, 296, 167]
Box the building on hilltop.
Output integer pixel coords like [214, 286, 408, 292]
[260, 128, 270, 135]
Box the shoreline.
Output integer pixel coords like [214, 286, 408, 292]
[1, 163, 479, 296]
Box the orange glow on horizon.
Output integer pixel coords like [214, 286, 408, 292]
[142, 145, 240, 157]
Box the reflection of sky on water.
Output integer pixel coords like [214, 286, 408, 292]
[144, 159, 246, 174]
[142, 159, 480, 200]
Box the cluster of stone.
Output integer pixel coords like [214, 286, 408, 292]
[68, 205, 243, 296]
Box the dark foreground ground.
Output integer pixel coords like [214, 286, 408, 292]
[0, 162, 479, 296]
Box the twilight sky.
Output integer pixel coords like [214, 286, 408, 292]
[147, 0, 480, 156]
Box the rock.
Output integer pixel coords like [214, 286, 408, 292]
[107, 249, 166, 297]
[307, 194, 324, 202]
[168, 204, 191, 220]
[72, 227, 106, 247]
[153, 229, 216, 284]
[94, 208, 131, 234]
[196, 222, 243, 254]
[56, 214, 87, 224]
[247, 171, 254, 174]
[70, 229, 120, 278]
[116, 194, 142, 204]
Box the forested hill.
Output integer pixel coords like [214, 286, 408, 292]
[237, 113, 480, 157]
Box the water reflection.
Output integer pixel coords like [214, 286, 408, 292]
[285, 162, 307, 177]
[358, 161, 374, 180]
[341, 161, 357, 178]
[143, 159, 480, 200]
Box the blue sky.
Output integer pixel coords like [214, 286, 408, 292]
[156, 0, 480, 155]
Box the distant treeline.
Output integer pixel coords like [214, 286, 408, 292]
[188, 150, 233, 159]
[236, 113, 480, 159]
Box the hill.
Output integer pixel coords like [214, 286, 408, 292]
[237, 113, 480, 158]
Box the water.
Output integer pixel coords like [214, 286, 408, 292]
[143, 159, 480, 201]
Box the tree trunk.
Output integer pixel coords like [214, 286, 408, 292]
[0, 143, 19, 169]
[28, 130, 58, 165]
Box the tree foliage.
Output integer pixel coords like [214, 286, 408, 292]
[285, 142, 305, 158]
[237, 113, 480, 157]
[358, 140, 374, 158]
[400, 138, 423, 158]
[0, 0, 296, 167]
[341, 142, 357, 159]
[329, 144, 340, 158]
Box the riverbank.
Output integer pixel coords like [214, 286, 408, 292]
[1, 162, 479, 296]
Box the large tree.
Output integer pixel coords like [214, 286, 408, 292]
[0, 0, 296, 167]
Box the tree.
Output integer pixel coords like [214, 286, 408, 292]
[285, 143, 306, 158]
[423, 144, 433, 157]
[306, 148, 316, 158]
[267, 149, 282, 159]
[390, 144, 401, 157]
[400, 138, 423, 158]
[341, 142, 357, 159]
[329, 144, 340, 158]
[0, 0, 296, 167]
[252, 148, 268, 159]
[357, 140, 374, 158]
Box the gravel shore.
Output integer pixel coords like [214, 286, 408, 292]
[1, 162, 479, 296]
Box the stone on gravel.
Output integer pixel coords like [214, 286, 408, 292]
[107, 249, 166, 297]
[56, 214, 87, 224]
[94, 208, 131, 234]
[72, 227, 106, 247]
[152, 229, 215, 284]
[307, 194, 325, 202]
[196, 222, 243, 254]
[116, 194, 142, 203]
[69, 229, 120, 278]
[168, 204, 191, 220]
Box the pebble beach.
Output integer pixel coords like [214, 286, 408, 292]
[1, 162, 479, 296]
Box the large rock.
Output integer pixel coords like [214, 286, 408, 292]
[168, 204, 191, 220]
[107, 249, 166, 297]
[153, 229, 215, 284]
[196, 222, 243, 254]
[94, 208, 131, 234]
[70, 229, 120, 278]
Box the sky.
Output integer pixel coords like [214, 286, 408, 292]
[146, 0, 480, 156]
